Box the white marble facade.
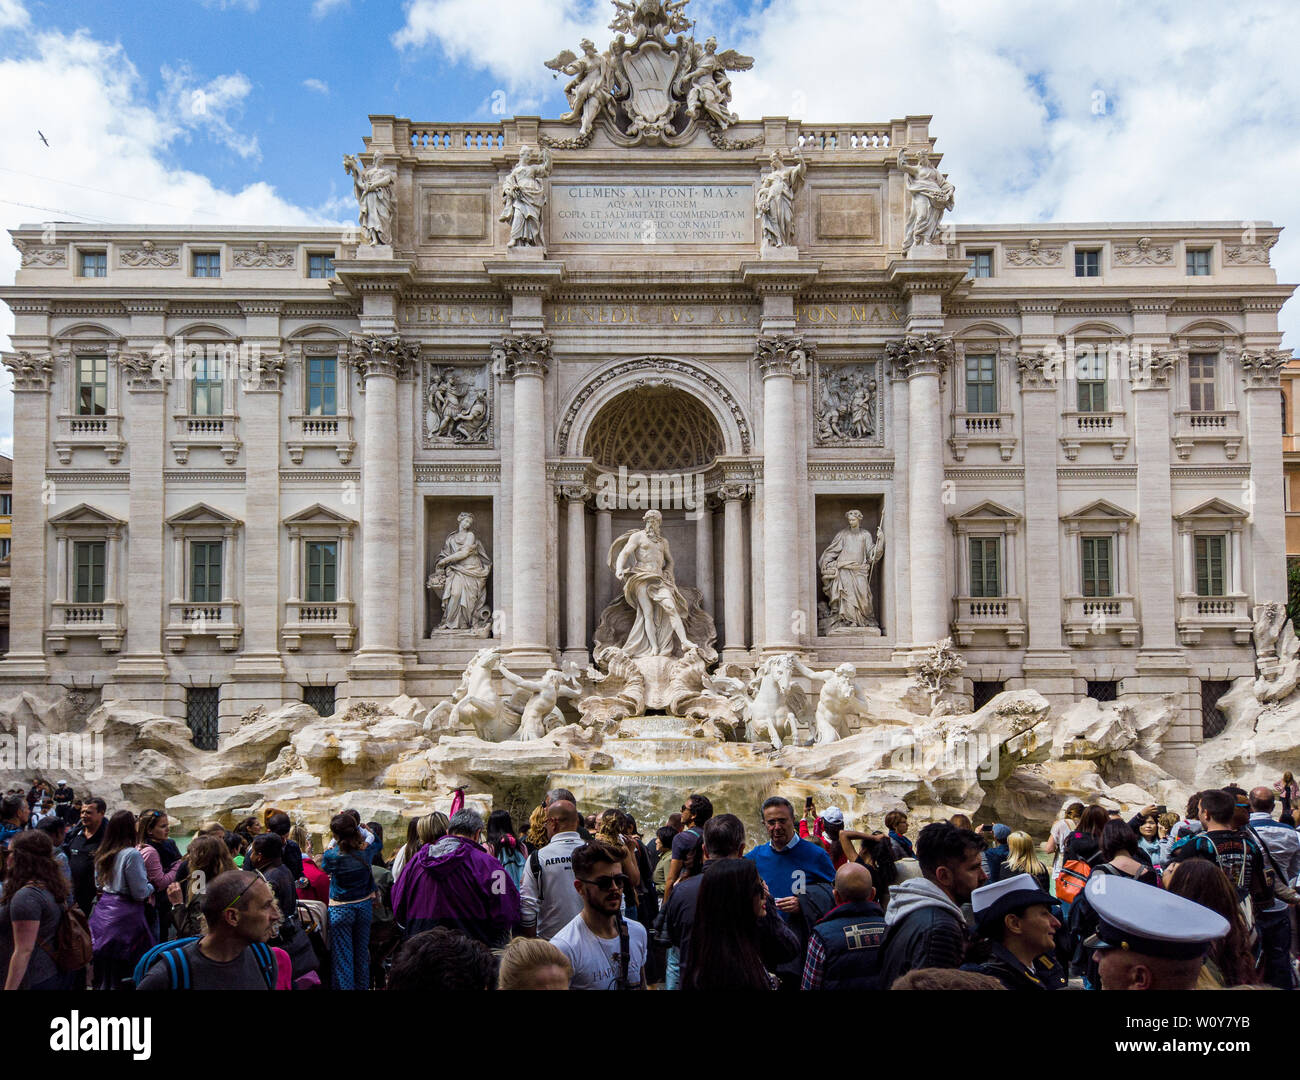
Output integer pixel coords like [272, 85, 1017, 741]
[1, 90, 1294, 780]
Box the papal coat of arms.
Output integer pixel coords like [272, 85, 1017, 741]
[543, 0, 753, 147]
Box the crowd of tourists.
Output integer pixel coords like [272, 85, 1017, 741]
[0, 774, 1298, 990]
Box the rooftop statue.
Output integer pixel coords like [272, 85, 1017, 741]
[898, 147, 956, 251]
[342, 152, 395, 247]
[499, 145, 552, 249]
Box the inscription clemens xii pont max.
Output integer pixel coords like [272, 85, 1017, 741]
[551, 184, 754, 244]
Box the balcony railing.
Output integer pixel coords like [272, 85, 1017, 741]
[282, 599, 355, 652]
[1176, 594, 1252, 645]
[48, 600, 124, 653]
[949, 412, 1017, 462]
[164, 600, 241, 652]
[1059, 410, 1129, 461]
[55, 413, 125, 465]
[1173, 410, 1241, 460]
[171, 414, 241, 465]
[287, 413, 355, 465]
[952, 595, 1025, 647]
[1063, 595, 1139, 646]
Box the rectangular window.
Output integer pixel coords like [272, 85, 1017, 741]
[1076, 347, 1107, 412]
[191, 352, 224, 416]
[972, 680, 1004, 710]
[303, 685, 336, 717]
[1194, 534, 1226, 596]
[307, 356, 338, 416]
[968, 537, 1002, 598]
[1075, 249, 1101, 277]
[964, 354, 997, 413]
[967, 250, 993, 278]
[1186, 248, 1211, 276]
[72, 541, 106, 603]
[1087, 680, 1118, 702]
[189, 541, 223, 603]
[186, 688, 220, 751]
[1188, 352, 1217, 411]
[307, 253, 335, 279]
[1080, 536, 1114, 597]
[305, 541, 337, 602]
[79, 251, 107, 278]
[75, 354, 108, 416]
[0, 494, 10, 515]
[0, 538, 10, 561]
[192, 251, 221, 278]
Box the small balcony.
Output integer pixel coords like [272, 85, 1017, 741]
[287, 413, 355, 465]
[1172, 410, 1241, 460]
[282, 599, 356, 651]
[949, 412, 1017, 462]
[171, 414, 241, 465]
[164, 600, 242, 652]
[1059, 411, 1129, 461]
[1176, 594, 1252, 645]
[48, 600, 125, 653]
[54, 414, 125, 465]
[1063, 595, 1139, 646]
[952, 595, 1025, 647]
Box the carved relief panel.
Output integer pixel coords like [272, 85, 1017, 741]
[422, 362, 494, 448]
[813, 360, 881, 447]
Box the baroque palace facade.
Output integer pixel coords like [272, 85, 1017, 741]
[0, 5, 1293, 780]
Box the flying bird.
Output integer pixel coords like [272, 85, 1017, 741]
[37, 131, 49, 147]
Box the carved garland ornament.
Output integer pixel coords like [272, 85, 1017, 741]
[557, 357, 752, 455]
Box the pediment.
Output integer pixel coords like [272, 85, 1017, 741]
[166, 502, 243, 527]
[952, 500, 1020, 522]
[282, 503, 357, 527]
[1175, 497, 1247, 521]
[1063, 498, 1134, 522]
[47, 503, 126, 527]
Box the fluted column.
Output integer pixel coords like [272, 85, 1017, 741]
[349, 334, 418, 682]
[757, 336, 811, 652]
[721, 481, 750, 661]
[561, 483, 589, 665]
[887, 334, 951, 646]
[695, 496, 715, 621]
[594, 508, 613, 617]
[498, 335, 553, 663]
[1242, 351, 1289, 602]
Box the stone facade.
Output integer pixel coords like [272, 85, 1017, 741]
[1, 40, 1294, 783]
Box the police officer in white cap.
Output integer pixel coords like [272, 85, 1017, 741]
[968, 873, 1066, 989]
[1083, 872, 1230, 990]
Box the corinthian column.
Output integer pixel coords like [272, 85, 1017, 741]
[720, 480, 751, 662]
[348, 333, 418, 687]
[498, 335, 554, 664]
[560, 483, 589, 666]
[886, 333, 952, 646]
[757, 336, 812, 652]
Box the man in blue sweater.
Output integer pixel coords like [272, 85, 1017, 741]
[746, 796, 836, 917]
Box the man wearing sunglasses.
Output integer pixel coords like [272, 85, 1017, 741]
[552, 842, 647, 990]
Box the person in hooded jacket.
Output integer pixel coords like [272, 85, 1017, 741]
[878, 822, 987, 988]
[390, 808, 521, 949]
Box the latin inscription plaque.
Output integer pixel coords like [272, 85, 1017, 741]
[551, 183, 754, 244]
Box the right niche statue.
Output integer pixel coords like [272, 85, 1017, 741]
[818, 510, 884, 633]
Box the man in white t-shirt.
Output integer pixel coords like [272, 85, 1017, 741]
[551, 841, 647, 990]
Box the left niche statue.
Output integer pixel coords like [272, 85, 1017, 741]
[428, 512, 493, 633]
[343, 152, 396, 246]
[500, 145, 552, 248]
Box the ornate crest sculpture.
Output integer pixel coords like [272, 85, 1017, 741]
[543, 0, 753, 147]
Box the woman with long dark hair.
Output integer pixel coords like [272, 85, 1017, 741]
[320, 812, 375, 990]
[165, 834, 236, 938]
[682, 858, 778, 991]
[0, 831, 72, 989]
[88, 809, 154, 989]
[135, 810, 181, 941]
[1163, 858, 1259, 987]
[485, 809, 527, 889]
[1062, 804, 1110, 863]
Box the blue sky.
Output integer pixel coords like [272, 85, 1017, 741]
[1, 0, 1299, 452]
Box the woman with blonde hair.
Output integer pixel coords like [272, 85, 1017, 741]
[393, 812, 449, 886]
[497, 936, 572, 990]
[1003, 831, 1050, 892]
[526, 804, 548, 850]
[596, 809, 642, 897]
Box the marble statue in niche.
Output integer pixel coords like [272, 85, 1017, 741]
[427, 512, 492, 633]
[819, 509, 884, 632]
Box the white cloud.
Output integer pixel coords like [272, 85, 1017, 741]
[0, 0, 29, 30]
[303, 77, 330, 95]
[0, 25, 339, 455]
[159, 63, 261, 160]
[311, 0, 349, 15]
[390, 0, 1299, 347]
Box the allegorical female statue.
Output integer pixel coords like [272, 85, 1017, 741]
[428, 512, 492, 632]
[499, 145, 552, 248]
[343, 152, 395, 246]
[818, 509, 884, 630]
[755, 147, 806, 248]
[898, 147, 956, 251]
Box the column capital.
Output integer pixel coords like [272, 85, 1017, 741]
[557, 482, 590, 503]
[348, 333, 419, 380]
[1, 350, 53, 391]
[886, 333, 952, 380]
[1130, 349, 1178, 391]
[719, 480, 752, 502]
[242, 351, 286, 393]
[494, 334, 552, 379]
[118, 349, 171, 392]
[1240, 349, 1289, 389]
[755, 334, 814, 379]
[1015, 349, 1062, 391]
